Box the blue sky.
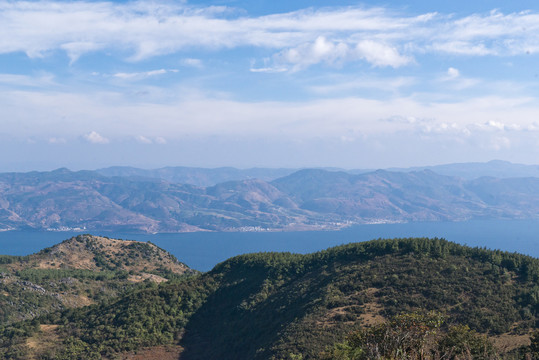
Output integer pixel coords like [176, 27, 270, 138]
[3, 0, 539, 171]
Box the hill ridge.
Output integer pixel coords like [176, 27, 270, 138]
[1, 237, 534, 359]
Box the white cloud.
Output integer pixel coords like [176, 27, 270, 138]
[489, 136, 511, 150]
[275, 36, 349, 71]
[83, 131, 109, 144]
[2, 2, 539, 69]
[135, 135, 152, 144]
[249, 66, 287, 73]
[113, 69, 176, 80]
[486, 120, 505, 130]
[447, 67, 460, 79]
[249, 58, 287, 73]
[61, 41, 104, 63]
[354, 40, 412, 68]
[48, 137, 66, 144]
[308, 76, 415, 94]
[134, 135, 168, 144]
[274, 37, 411, 70]
[181, 58, 203, 68]
[437, 67, 480, 90]
[430, 41, 494, 56]
[0, 73, 55, 88]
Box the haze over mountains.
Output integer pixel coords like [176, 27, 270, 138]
[96, 160, 539, 186]
[96, 166, 297, 188]
[0, 161, 538, 233]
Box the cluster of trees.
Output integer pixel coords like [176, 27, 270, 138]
[323, 312, 498, 360]
[44, 278, 216, 358]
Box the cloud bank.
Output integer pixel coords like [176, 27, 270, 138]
[2, 2, 539, 70]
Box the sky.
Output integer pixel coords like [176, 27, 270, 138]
[3, 0, 539, 171]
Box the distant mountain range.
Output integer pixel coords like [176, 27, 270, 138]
[1, 161, 539, 232]
[97, 159, 539, 186]
[384, 159, 539, 180]
[96, 166, 297, 187]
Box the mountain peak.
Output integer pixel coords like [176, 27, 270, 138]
[51, 167, 72, 173]
[29, 234, 192, 277]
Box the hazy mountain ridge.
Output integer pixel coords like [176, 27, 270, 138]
[2, 163, 539, 232]
[97, 160, 539, 186]
[385, 160, 539, 180]
[96, 166, 298, 187]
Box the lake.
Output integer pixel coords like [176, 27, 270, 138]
[1, 219, 538, 271]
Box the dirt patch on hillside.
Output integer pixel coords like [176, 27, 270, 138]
[493, 333, 531, 353]
[358, 301, 385, 327]
[60, 293, 94, 307]
[128, 273, 168, 283]
[26, 324, 60, 359]
[115, 345, 183, 360]
[357, 288, 385, 327]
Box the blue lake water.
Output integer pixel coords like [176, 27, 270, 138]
[0, 219, 538, 271]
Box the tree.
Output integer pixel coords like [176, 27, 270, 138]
[322, 312, 499, 360]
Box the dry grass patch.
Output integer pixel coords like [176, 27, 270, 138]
[128, 273, 168, 283]
[493, 332, 531, 353]
[26, 324, 60, 359]
[115, 345, 183, 360]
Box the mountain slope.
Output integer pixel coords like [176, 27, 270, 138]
[96, 166, 297, 187]
[2, 237, 537, 359]
[272, 169, 539, 221]
[0, 169, 314, 232]
[385, 159, 539, 180]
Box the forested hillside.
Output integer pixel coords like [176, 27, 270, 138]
[1, 237, 538, 359]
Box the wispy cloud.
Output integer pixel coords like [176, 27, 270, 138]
[437, 67, 480, 90]
[83, 131, 109, 144]
[2, 2, 539, 70]
[446, 67, 460, 80]
[48, 137, 66, 144]
[3, 87, 538, 142]
[181, 58, 203, 68]
[249, 66, 288, 73]
[135, 135, 152, 144]
[134, 135, 168, 144]
[113, 69, 178, 80]
[307, 75, 415, 94]
[0, 73, 56, 88]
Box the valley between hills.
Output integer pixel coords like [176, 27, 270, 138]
[1, 234, 538, 359]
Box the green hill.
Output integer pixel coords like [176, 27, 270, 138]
[0, 235, 193, 326]
[1, 237, 538, 359]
